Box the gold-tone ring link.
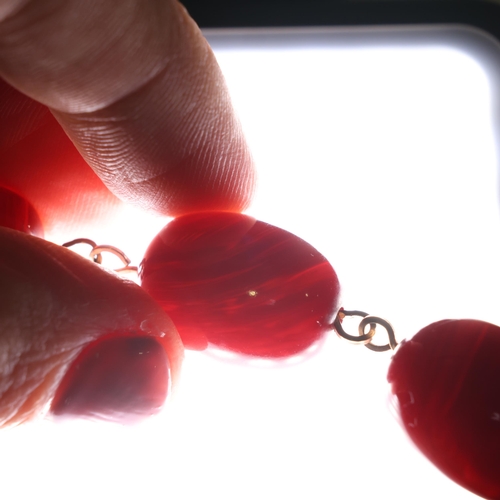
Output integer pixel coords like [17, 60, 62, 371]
[333, 310, 376, 345]
[90, 245, 138, 274]
[359, 316, 398, 352]
[62, 239, 137, 275]
[62, 238, 103, 264]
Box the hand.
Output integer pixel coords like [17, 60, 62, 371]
[0, 0, 255, 426]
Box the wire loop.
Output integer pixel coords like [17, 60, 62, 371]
[62, 239, 138, 274]
[333, 308, 398, 352]
[333, 310, 376, 344]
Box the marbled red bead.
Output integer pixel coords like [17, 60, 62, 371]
[0, 185, 43, 237]
[140, 212, 341, 358]
[388, 319, 500, 499]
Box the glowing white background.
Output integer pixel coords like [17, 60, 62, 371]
[1, 27, 499, 499]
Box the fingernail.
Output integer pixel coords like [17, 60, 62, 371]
[50, 334, 170, 424]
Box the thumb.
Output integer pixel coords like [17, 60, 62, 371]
[0, 227, 183, 427]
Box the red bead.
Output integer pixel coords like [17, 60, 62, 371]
[0, 185, 43, 237]
[388, 319, 500, 499]
[140, 212, 341, 358]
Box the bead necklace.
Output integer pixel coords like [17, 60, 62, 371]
[3, 183, 500, 499]
[2, 41, 499, 499]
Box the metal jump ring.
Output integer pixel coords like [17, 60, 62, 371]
[359, 316, 398, 352]
[333, 310, 377, 344]
[62, 239, 137, 274]
[62, 238, 102, 264]
[90, 245, 138, 274]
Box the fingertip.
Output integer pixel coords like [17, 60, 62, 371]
[50, 333, 172, 424]
[0, 0, 256, 218]
[0, 228, 183, 426]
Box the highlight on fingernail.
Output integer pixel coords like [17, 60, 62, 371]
[50, 333, 170, 424]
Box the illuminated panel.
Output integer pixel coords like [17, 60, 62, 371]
[2, 27, 499, 500]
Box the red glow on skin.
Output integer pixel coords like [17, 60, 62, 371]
[0, 186, 44, 236]
[0, 79, 123, 237]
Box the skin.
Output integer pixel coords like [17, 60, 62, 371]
[0, 0, 256, 426]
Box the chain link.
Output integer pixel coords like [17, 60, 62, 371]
[333, 308, 398, 352]
[62, 239, 138, 275]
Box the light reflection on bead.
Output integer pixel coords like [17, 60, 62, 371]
[140, 211, 341, 358]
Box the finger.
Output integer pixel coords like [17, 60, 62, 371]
[0, 80, 125, 238]
[0, 227, 183, 426]
[0, 0, 256, 217]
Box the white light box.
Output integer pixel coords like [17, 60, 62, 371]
[1, 25, 499, 500]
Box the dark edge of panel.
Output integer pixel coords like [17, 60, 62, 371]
[180, 1, 500, 43]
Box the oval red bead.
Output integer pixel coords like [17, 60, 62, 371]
[388, 319, 500, 499]
[140, 212, 341, 358]
[0, 185, 43, 237]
